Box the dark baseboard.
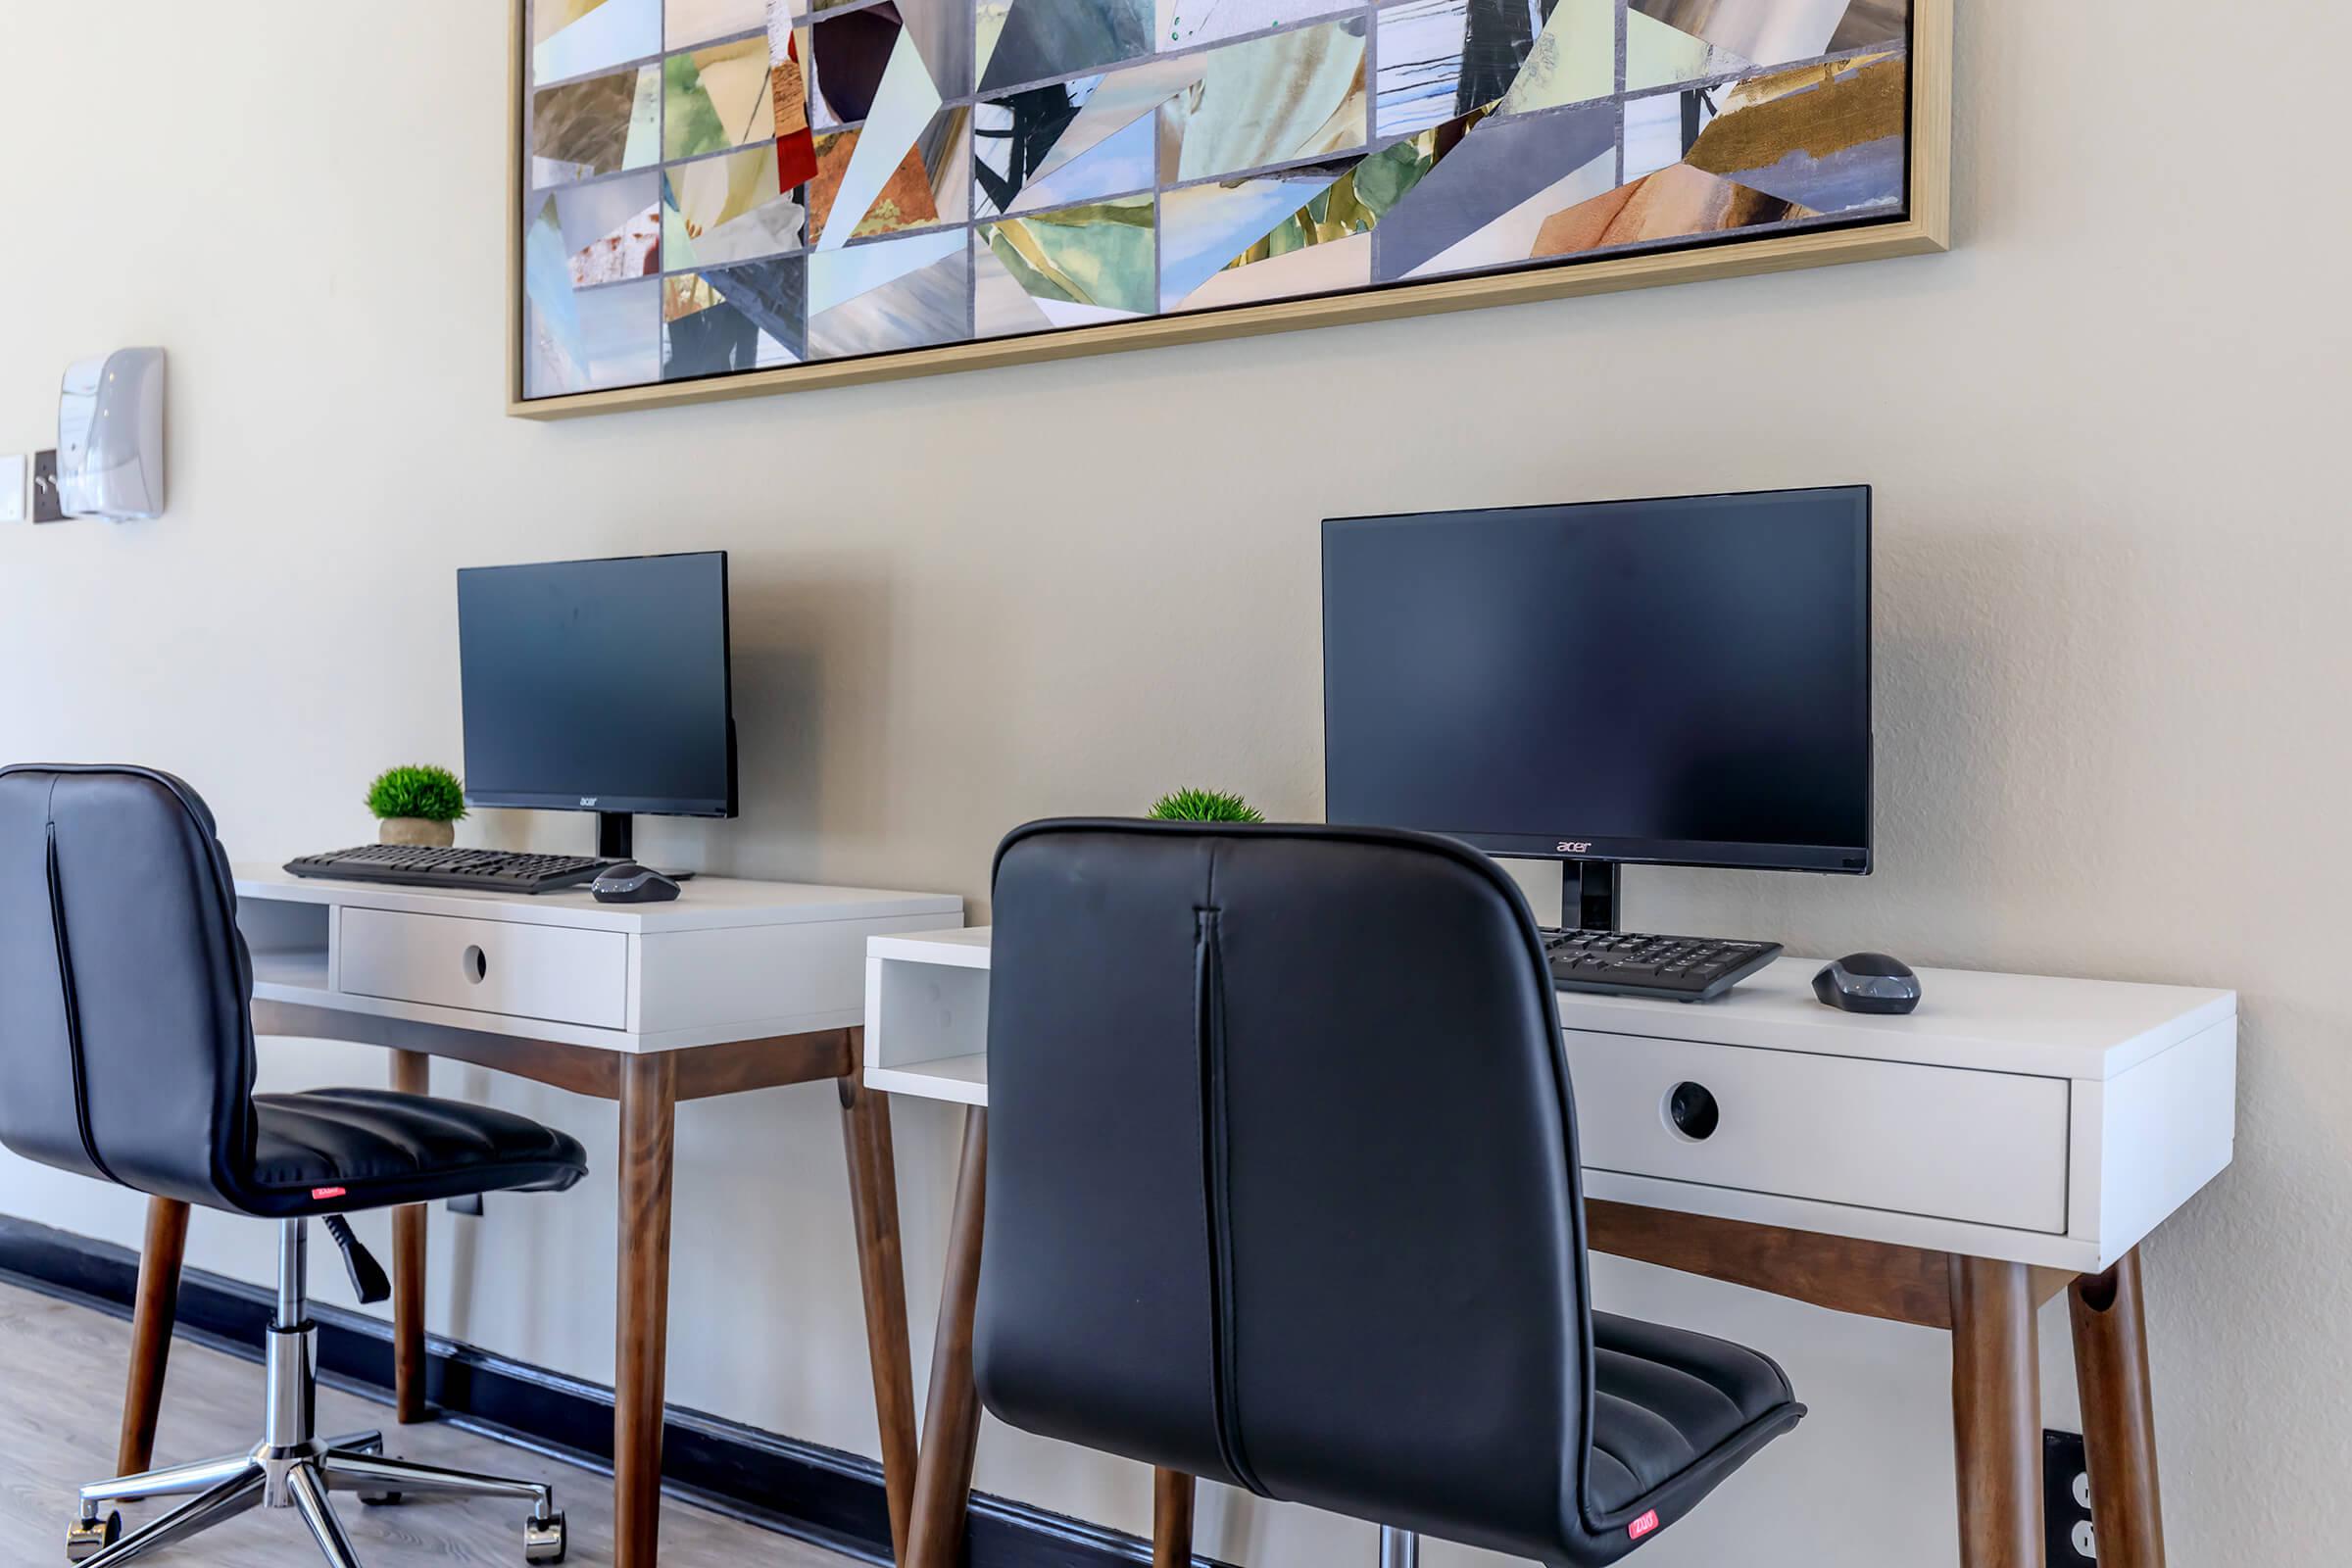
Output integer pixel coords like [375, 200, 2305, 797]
[0, 1214, 1225, 1568]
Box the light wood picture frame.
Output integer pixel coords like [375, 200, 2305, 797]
[510, 0, 1950, 420]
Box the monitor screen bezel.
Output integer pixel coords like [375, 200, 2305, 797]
[1319, 485, 1873, 876]
[456, 550, 739, 820]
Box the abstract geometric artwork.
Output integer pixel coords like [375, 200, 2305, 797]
[516, 0, 1942, 406]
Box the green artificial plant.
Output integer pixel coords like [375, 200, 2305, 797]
[366, 764, 467, 823]
[1147, 787, 1264, 823]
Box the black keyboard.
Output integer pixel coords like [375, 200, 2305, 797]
[284, 845, 612, 894]
[1544, 928, 1783, 1003]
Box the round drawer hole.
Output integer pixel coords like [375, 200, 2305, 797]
[463, 945, 488, 985]
[1665, 1081, 1720, 1142]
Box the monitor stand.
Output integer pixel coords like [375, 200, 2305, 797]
[594, 811, 698, 880]
[1562, 860, 1621, 934]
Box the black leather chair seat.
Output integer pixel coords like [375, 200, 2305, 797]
[1587, 1311, 1802, 1518]
[247, 1088, 588, 1217]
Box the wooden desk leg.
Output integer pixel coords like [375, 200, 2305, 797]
[1949, 1256, 2044, 1568]
[2070, 1250, 2165, 1568]
[115, 1196, 190, 1475]
[389, 1049, 431, 1424]
[906, 1107, 988, 1568]
[1152, 1469, 1197, 1568]
[614, 1054, 678, 1568]
[840, 1032, 919, 1564]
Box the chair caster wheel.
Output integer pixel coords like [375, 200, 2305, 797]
[359, 1487, 404, 1505]
[67, 1510, 122, 1562]
[523, 1510, 567, 1563]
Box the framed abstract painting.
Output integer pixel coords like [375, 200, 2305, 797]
[510, 0, 1949, 416]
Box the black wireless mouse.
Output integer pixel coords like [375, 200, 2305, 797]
[1812, 952, 1921, 1014]
[591, 862, 681, 904]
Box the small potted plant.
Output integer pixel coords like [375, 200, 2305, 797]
[367, 764, 467, 848]
[1148, 787, 1265, 823]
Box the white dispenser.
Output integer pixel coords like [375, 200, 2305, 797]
[58, 347, 166, 520]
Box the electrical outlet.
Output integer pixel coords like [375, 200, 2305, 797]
[31, 449, 66, 523]
[2044, 1430, 2095, 1561]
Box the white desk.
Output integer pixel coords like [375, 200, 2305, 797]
[865, 929, 2235, 1568]
[120, 866, 961, 1568]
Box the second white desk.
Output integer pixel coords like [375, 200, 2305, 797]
[864, 929, 2234, 1568]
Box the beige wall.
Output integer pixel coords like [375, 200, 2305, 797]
[4, 3, 2346, 1563]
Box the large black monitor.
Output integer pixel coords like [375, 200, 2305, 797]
[457, 551, 736, 858]
[1322, 487, 1870, 923]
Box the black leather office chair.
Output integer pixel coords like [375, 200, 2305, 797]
[977, 820, 1805, 1565]
[0, 765, 590, 1567]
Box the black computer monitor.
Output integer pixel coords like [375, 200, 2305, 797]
[457, 551, 736, 859]
[1321, 487, 1870, 928]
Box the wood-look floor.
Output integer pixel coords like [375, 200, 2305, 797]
[0, 1280, 853, 1568]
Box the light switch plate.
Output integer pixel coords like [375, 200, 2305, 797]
[0, 454, 24, 522]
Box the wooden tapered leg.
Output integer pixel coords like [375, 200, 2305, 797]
[389, 1049, 431, 1424]
[614, 1054, 678, 1568]
[840, 1029, 920, 1564]
[1152, 1469, 1197, 1568]
[906, 1108, 988, 1568]
[115, 1196, 190, 1475]
[1949, 1256, 2044, 1568]
[2070, 1250, 2165, 1568]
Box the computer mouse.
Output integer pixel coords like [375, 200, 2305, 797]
[591, 862, 680, 904]
[1812, 952, 1921, 1014]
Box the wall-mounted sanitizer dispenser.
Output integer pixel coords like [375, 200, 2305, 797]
[58, 347, 166, 520]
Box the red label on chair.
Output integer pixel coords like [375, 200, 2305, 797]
[1628, 1510, 1660, 1541]
[311, 1186, 347, 1200]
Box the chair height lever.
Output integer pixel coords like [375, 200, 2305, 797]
[321, 1215, 391, 1304]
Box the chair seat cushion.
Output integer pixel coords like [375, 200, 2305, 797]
[246, 1088, 587, 1216]
[1586, 1311, 1803, 1520]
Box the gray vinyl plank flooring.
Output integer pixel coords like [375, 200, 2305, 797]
[0, 1279, 853, 1568]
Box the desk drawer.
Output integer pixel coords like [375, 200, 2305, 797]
[1562, 1030, 2070, 1234]
[339, 907, 627, 1029]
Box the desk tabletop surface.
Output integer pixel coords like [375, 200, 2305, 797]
[864, 927, 2234, 1089]
[236, 862, 962, 934]
[1551, 956, 2232, 1079]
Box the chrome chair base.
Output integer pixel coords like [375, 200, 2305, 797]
[67, 1219, 565, 1566]
[72, 1437, 570, 1567]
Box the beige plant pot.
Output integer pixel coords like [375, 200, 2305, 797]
[378, 816, 456, 848]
